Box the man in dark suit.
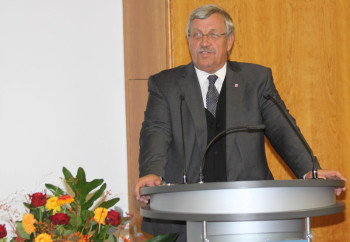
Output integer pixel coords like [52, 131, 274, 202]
[134, 4, 346, 241]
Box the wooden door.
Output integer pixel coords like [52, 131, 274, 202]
[169, 1, 350, 241]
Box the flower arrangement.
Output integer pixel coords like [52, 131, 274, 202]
[0, 167, 178, 242]
[0, 167, 129, 241]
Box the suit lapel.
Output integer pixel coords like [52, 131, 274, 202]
[177, 63, 207, 156]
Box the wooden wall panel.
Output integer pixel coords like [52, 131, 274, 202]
[123, 0, 168, 79]
[170, 0, 350, 241]
[125, 79, 150, 239]
[123, 0, 168, 239]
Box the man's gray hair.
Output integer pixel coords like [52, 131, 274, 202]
[186, 4, 235, 38]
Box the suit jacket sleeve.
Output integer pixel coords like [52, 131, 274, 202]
[260, 68, 321, 178]
[138, 74, 172, 178]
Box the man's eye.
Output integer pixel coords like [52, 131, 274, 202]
[192, 33, 203, 38]
[209, 33, 220, 39]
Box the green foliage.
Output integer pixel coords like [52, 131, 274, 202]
[99, 197, 120, 210]
[107, 235, 118, 242]
[62, 167, 110, 211]
[56, 167, 122, 238]
[82, 183, 106, 210]
[147, 233, 179, 242]
[15, 222, 30, 240]
[45, 183, 65, 196]
[62, 167, 76, 193]
[8, 166, 128, 241]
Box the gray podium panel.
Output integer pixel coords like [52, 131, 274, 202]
[187, 220, 305, 242]
[140, 180, 345, 241]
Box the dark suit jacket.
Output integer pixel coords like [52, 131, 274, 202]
[138, 61, 320, 239]
[139, 61, 319, 183]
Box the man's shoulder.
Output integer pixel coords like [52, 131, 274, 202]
[151, 63, 193, 80]
[228, 61, 270, 73]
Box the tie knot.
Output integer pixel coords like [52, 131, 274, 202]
[207, 75, 218, 85]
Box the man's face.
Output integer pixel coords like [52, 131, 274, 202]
[188, 13, 234, 74]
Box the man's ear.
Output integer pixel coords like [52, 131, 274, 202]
[227, 34, 235, 52]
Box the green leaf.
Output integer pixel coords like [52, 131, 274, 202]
[23, 202, 31, 209]
[82, 183, 106, 210]
[15, 221, 31, 240]
[78, 179, 104, 206]
[75, 168, 105, 207]
[146, 233, 179, 242]
[107, 235, 118, 242]
[69, 210, 83, 230]
[92, 224, 110, 240]
[28, 208, 41, 221]
[99, 198, 120, 209]
[76, 214, 83, 228]
[63, 167, 77, 194]
[80, 209, 91, 221]
[63, 229, 75, 236]
[81, 179, 104, 196]
[45, 183, 65, 196]
[76, 167, 87, 189]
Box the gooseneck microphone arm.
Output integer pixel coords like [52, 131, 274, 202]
[199, 124, 266, 183]
[179, 95, 187, 184]
[263, 94, 318, 179]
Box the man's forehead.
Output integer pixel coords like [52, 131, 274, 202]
[190, 14, 225, 29]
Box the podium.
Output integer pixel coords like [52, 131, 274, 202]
[140, 180, 345, 242]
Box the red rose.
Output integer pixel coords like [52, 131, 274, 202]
[105, 210, 121, 227]
[49, 213, 71, 225]
[0, 224, 7, 239]
[30, 192, 47, 207]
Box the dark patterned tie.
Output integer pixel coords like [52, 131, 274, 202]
[206, 74, 219, 117]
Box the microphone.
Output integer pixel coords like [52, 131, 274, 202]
[263, 93, 318, 179]
[179, 95, 187, 184]
[199, 124, 266, 183]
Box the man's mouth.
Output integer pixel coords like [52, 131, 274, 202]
[197, 48, 216, 54]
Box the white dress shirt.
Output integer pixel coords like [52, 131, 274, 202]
[194, 63, 227, 108]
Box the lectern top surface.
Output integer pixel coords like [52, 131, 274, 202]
[140, 179, 345, 195]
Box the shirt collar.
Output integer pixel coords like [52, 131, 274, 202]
[195, 62, 227, 86]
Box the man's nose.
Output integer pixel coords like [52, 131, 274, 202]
[200, 36, 211, 46]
